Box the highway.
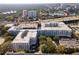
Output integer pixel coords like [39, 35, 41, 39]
[41, 16, 79, 22]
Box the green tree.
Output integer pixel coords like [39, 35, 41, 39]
[56, 45, 66, 54]
[41, 37, 57, 53]
[0, 41, 12, 54]
[16, 49, 32, 53]
[39, 35, 47, 44]
[16, 49, 26, 53]
[3, 32, 12, 37]
[6, 16, 14, 21]
[3, 26, 9, 30]
[5, 36, 13, 42]
[1, 28, 7, 35]
[0, 26, 9, 36]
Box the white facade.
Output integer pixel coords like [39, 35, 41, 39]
[39, 22, 72, 37]
[12, 30, 37, 50]
[22, 10, 27, 18]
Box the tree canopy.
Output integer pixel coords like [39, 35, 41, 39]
[56, 45, 66, 54]
[39, 35, 57, 53]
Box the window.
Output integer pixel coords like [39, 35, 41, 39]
[19, 45, 23, 49]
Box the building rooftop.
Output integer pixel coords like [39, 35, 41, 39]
[17, 23, 38, 29]
[5, 23, 14, 27]
[12, 30, 37, 43]
[8, 26, 21, 31]
[41, 21, 71, 31]
[8, 23, 38, 32]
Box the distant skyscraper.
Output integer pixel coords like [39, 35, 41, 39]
[28, 10, 37, 18]
[22, 10, 27, 18]
[60, 4, 63, 9]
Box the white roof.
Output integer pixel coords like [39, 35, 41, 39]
[5, 24, 14, 27]
[8, 26, 21, 31]
[8, 26, 38, 32]
[12, 30, 37, 43]
[41, 21, 71, 31]
[17, 23, 38, 29]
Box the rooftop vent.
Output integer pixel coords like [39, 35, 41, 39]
[45, 23, 58, 27]
[21, 31, 28, 38]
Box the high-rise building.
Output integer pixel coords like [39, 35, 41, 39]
[28, 10, 37, 18]
[22, 10, 27, 18]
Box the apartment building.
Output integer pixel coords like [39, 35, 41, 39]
[28, 10, 37, 18]
[12, 30, 37, 50]
[22, 10, 27, 18]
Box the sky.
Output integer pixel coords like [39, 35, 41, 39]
[0, 0, 78, 4]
